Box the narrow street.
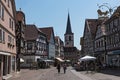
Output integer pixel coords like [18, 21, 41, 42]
[7, 67, 120, 80]
[7, 67, 85, 80]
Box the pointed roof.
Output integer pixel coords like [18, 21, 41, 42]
[65, 13, 73, 34]
[25, 25, 39, 40]
[84, 19, 103, 39]
[39, 27, 55, 42]
[25, 24, 44, 40]
[16, 11, 25, 22]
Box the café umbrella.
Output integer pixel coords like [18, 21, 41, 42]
[79, 55, 96, 61]
[79, 55, 96, 72]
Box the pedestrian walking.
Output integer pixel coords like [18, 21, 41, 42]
[63, 63, 67, 74]
[57, 63, 61, 73]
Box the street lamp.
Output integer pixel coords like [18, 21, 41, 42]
[104, 35, 107, 65]
[16, 21, 22, 72]
[97, 3, 117, 16]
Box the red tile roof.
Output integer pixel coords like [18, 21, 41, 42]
[16, 11, 25, 22]
[39, 27, 54, 42]
[25, 24, 40, 40]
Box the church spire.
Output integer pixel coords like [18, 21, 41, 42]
[65, 13, 73, 34]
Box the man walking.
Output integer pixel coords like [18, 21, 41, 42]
[57, 63, 61, 73]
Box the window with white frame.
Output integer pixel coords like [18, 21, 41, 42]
[0, 5, 4, 20]
[0, 29, 5, 43]
[9, 18, 11, 28]
[9, 17, 14, 31]
[2, 31, 5, 42]
[11, 21, 14, 31]
[8, 35, 12, 43]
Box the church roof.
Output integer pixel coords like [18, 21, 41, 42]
[65, 13, 73, 34]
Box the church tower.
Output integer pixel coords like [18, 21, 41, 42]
[64, 13, 74, 47]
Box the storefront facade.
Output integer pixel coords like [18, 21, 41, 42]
[107, 50, 120, 67]
[0, 53, 16, 79]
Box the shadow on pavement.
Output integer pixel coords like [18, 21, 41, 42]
[99, 69, 120, 77]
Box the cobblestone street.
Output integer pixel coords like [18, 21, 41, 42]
[7, 67, 81, 80]
[7, 67, 120, 80]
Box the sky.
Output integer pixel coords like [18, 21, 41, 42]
[15, 0, 120, 50]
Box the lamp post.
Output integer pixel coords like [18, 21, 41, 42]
[16, 21, 22, 72]
[97, 3, 117, 16]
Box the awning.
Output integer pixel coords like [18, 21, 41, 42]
[0, 52, 11, 55]
[20, 58, 24, 62]
[79, 55, 96, 61]
[44, 59, 54, 62]
[65, 60, 70, 62]
[108, 50, 120, 55]
[55, 57, 64, 62]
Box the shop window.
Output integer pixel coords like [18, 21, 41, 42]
[12, 56, 15, 71]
